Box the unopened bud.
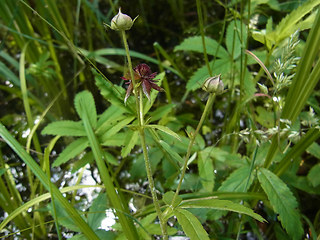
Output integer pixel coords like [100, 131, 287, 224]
[202, 74, 224, 94]
[111, 8, 133, 31]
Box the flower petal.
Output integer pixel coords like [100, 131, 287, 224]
[124, 81, 133, 104]
[142, 80, 152, 101]
[150, 81, 164, 92]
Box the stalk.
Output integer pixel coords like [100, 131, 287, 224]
[171, 93, 216, 206]
[121, 30, 168, 239]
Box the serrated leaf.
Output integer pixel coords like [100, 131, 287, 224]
[97, 105, 126, 129]
[198, 150, 214, 192]
[180, 198, 265, 222]
[121, 129, 139, 157]
[74, 91, 97, 129]
[94, 72, 135, 114]
[174, 36, 229, 58]
[159, 140, 183, 164]
[88, 193, 108, 230]
[258, 168, 303, 239]
[96, 114, 128, 135]
[100, 132, 126, 146]
[147, 125, 181, 141]
[174, 208, 209, 240]
[273, 0, 320, 43]
[218, 165, 255, 192]
[41, 120, 86, 137]
[99, 116, 135, 139]
[53, 137, 89, 167]
[226, 20, 247, 59]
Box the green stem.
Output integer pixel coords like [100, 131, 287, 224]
[121, 30, 168, 239]
[196, 0, 212, 76]
[171, 93, 216, 206]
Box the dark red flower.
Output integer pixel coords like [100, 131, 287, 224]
[121, 63, 163, 103]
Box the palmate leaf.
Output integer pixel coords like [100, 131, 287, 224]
[174, 208, 210, 240]
[74, 91, 97, 129]
[258, 168, 303, 239]
[41, 120, 86, 136]
[180, 199, 265, 222]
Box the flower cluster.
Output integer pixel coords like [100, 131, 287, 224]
[122, 63, 163, 103]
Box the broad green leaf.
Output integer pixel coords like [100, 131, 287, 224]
[163, 191, 182, 208]
[226, 20, 247, 59]
[174, 36, 229, 58]
[159, 140, 183, 164]
[307, 163, 320, 187]
[307, 142, 320, 159]
[282, 172, 320, 195]
[258, 168, 303, 239]
[74, 91, 97, 129]
[53, 137, 89, 167]
[204, 146, 245, 168]
[180, 199, 265, 222]
[218, 165, 255, 192]
[255, 106, 274, 128]
[48, 201, 80, 232]
[198, 150, 214, 192]
[88, 193, 108, 230]
[121, 129, 139, 157]
[174, 208, 209, 240]
[41, 120, 86, 136]
[147, 125, 181, 141]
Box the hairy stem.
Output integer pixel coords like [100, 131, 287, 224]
[121, 30, 168, 239]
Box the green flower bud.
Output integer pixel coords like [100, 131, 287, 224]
[111, 8, 133, 31]
[202, 74, 224, 94]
